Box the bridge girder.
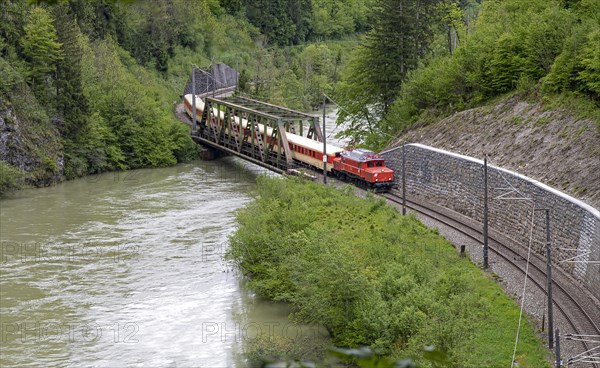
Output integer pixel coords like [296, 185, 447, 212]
[193, 97, 320, 171]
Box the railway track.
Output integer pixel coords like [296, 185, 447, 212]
[382, 191, 600, 367]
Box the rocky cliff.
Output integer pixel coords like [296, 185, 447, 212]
[0, 81, 64, 193]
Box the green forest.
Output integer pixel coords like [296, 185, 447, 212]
[0, 0, 374, 194]
[227, 177, 550, 367]
[1, 0, 599, 194]
[333, 0, 600, 147]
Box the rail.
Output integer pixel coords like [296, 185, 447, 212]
[382, 191, 600, 367]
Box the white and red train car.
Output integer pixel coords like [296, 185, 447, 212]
[183, 94, 395, 191]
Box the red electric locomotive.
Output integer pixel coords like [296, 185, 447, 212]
[331, 148, 395, 192]
[184, 94, 395, 191]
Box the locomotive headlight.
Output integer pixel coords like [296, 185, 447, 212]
[375, 173, 378, 177]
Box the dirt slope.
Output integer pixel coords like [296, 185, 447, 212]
[389, 96, 600, 209]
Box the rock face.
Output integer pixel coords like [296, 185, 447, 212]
[0, 100, 64, 188]
[390, 96, 600, 209]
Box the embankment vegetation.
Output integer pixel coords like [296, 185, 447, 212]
[227, 177, 550, 367]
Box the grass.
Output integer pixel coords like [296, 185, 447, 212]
[458, 274, 547, 367]
[574, 126, 588, 138]
[542, 92, 600, 132]
[533, 116, 550, 127]
[228, 177, 551, 367]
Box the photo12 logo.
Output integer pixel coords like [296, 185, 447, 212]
[85, 170, 140, 184]
[201, 321, 327, 343]
[201, 242, 226, 262]
[1, 241, 102, 264]
[1, 322, 139, 344]
[0, 241, 141, 264]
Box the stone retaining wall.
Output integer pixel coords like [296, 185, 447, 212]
[381, 143, 600, 301]
[183, 63, 238, 97]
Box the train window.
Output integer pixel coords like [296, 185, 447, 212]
[376, 161, 383, 167]
[367, 162, 374, 168]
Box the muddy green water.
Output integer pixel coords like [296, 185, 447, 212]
[0, 157, 293, 367]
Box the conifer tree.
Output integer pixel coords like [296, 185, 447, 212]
[335, 0, 439, 146]
[53, 4, 88, 138]
[21, 6, 63, 95]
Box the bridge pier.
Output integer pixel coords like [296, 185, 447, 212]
[198, 144, 229, 161]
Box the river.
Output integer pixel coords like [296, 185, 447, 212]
[0, 108, 341, 367]
[0, 158, 283, 367]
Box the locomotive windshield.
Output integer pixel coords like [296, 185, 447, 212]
[366, 160, 384, 168]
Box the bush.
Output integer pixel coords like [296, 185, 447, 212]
[0, 161, 24, 196]
[227, 177, 550, 367]
[170, 122, 198, 163]
[576, 29, 600, 98]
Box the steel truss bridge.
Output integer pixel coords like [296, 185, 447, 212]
[189, 94, 324, 175]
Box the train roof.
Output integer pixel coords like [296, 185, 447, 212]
[184, 94, 344, 155]
[286, 133, 344, 154]
[341, 148, 383, 162]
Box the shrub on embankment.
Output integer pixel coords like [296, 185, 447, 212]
[227, 177, 550, 367]
[0, 160, 24, 195]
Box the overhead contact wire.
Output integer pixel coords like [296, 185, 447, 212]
[511, 203, 537, 367]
